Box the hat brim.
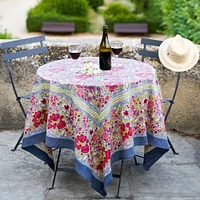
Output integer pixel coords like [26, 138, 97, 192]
[158, 38, 199, 72]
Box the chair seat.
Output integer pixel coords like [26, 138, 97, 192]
[19, 93, 31, 99]
[162, 98, 174, 103]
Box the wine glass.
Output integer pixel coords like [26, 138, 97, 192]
[69, 44, 82, 60]
[69, 44, 82, 72]
[110, 40, 123, 58]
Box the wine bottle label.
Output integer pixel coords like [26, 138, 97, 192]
[99, 52, 111, 70]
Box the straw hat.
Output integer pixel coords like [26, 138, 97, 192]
[158, 34, 199, 72]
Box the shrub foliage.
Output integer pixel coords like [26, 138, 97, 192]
[0, 29, 13, 39]
[103, 1, 145, 32]
[104, 0, 161, 33]
[130, 0, 163, 33]
[87, 0, 104, 11]
[155, 0, 200, 43]
[26, 0, 89, 33]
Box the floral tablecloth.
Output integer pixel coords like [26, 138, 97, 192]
[22, 57, 169, 196]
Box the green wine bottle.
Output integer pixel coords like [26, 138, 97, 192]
[99, 25, 111, 70]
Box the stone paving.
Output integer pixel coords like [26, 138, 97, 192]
[0, 130, 200, 200]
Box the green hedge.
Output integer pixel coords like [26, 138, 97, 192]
[145, 0, 163, 33]
[26, 0, 89, 33]
[129, 0, 163, 33]
[103, 1, 145, 32]
[27, 10, 89, 32]
[87, 0, 104, 11]
[53, 0, 89, 16]
[104, 15, 145, 32]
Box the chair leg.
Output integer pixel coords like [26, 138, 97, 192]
[134, 156, 140, 165]
[168, 136, 179, 155]
[116, 159, 124, 198]
[11, 131, 24, 151]
[49, 148, 62, 190]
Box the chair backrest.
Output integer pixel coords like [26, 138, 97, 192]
[1, 35, 47, 62]
[0, 36, 48, 110]
[138, 38, 162, 62]
[138, 37, 181, 122]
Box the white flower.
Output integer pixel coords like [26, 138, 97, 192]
[81, 61, 102, 75]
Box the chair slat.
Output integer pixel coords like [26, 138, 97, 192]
[141, 38, 162, 46]
[0, 35, 45, 49]
[3, 46, 48, 61]
[138, 50, 159, 59]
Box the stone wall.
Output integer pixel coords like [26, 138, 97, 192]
[0, 38, 200, 134]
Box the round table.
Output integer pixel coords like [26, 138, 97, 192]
[22, 57, 169, 197]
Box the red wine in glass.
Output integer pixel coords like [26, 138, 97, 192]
[110, 40, 123, 58]
[112, 47, 123, 56]
[70, 51, 81, 60]
[69, 45, 82, 71]
[69, 44, 82, 60]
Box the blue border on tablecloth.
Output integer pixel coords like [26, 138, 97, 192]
[46, 136, 74, 149]
[75, 147, 135, 197]
[134, 134, 169, 149]
[22, 131, 54, 170]
[143, 147, 169, 171]
[21, 132, 169, 196]
[134, 134, 169, 171]
[21, 145, 54, 170]
[45, 133, 169, 150]
[22, 131, 46, 146]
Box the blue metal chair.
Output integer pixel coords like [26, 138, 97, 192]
[1, 35, 48, 151]
[138, 37, 180, 155]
